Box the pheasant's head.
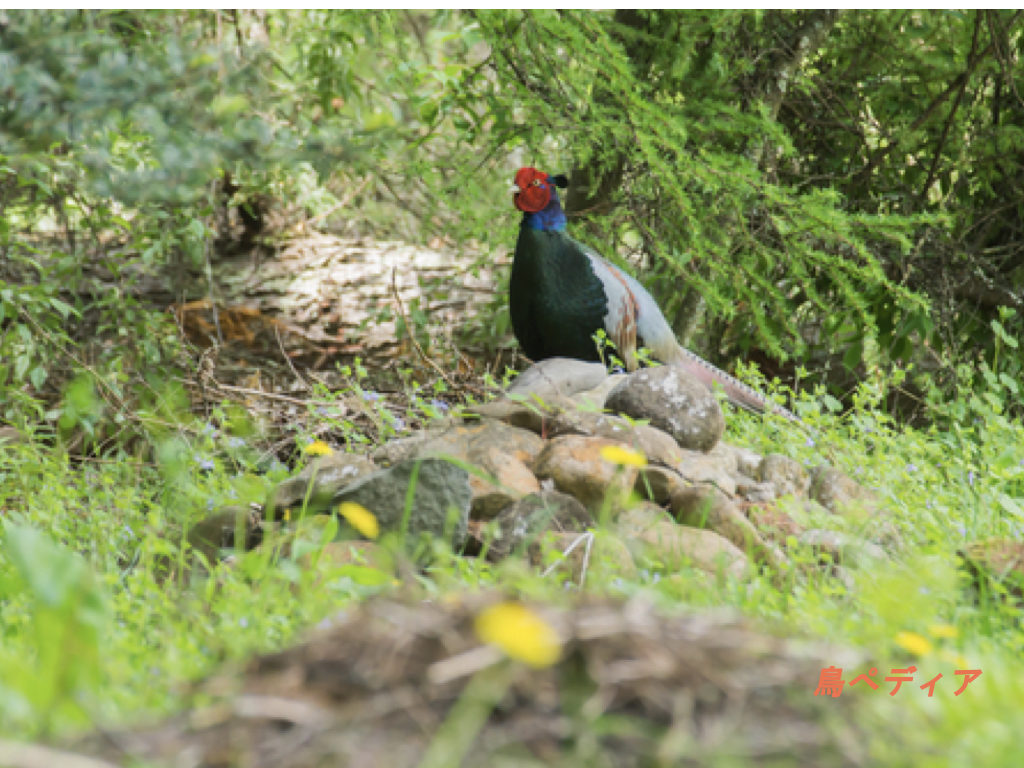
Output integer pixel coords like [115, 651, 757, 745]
[513, 167, 568, 213]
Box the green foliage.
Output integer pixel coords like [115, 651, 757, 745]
[0, 523, 106, 734]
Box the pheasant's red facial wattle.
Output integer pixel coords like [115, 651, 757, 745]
[513, 167, 552, 213]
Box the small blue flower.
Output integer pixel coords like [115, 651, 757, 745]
[389, 416, 406, 431]
[227, 436, 245, 448]
[238, 617, 249, 628]
[196, 456, 215, 471]
[362, 391, 382, 402]
[906, 463, 917, 473]
[805, 436, 815, 448]
[918, 586, 930, 595]
[967, 470, 975, 486]
[956, 523, 967, 537]
[429, 399, 450, 413]
[200, 422, 218, 437]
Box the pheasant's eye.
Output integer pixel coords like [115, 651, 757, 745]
[531, 179, 542, 187]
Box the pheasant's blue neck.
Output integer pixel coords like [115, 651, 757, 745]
[522, 191, 567, 232]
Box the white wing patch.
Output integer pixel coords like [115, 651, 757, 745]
[584, 250, 679, 366]
[583, 251, 639, 370]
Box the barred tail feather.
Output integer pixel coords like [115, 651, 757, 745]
[664, 343, 799, 422]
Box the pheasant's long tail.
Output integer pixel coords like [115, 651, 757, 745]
[666, 343, 801, 423]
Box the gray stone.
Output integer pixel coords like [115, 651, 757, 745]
[374, 421, 542, 521]
[809, 464, 877, 514]
[331, 458, 471, 549]
[675, 450, 738, 496]
[669, 484, 788, 570]
[266, 453, 377, 517]
[799, 529, 887, 566]
[188, 505, 263, 563]
[736, 478, 777, 503]
[568, 373, 627, 410]
[508, 358, 609, 402]
[636, 465, 689, 505]
[548, 410, 684, 466]
[532, 435, 641, 513]
[758, 453, 810, 498]
[605, 366, 725, 452]
[620, 514, 749, 580]
[0, 426, 26, 446]
[484, 490, 593, 561]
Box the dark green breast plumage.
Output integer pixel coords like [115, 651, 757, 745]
[510, 226, 610, 364]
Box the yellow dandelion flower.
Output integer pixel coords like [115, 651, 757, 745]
[928, 623, 959, 640]
[938, 649, 970, 669]
[304, 440, 334, 456]
[895, 631, 933, 657]
[600, 444, 647, 467]
[474, 601, 561, 668]
[283, 508, 292, 522]
[338, 501, 379, 540]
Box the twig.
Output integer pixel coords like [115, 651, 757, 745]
[426, 644, 504, 686]
[917, 10, 981, 203]
[175, 377, 345, 409]
[204, 182, 223, 344]
[306, 175, 371, 228]
[0, 741, 120, 768]
[856, 10, 1022, 185]
[541, 531, 595, 587]
[275, 323, 311, 391]
[389, 267, 457, 389]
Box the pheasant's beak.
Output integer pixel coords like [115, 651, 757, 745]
[511, 184, 521, 194]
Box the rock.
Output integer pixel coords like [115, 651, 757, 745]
[960, 539, 1024, 596]
[568, 373, 627, 410]
[617, 500, 675, 530]
[736, 478, 777, 503]
[371, 425, 454, 466]
[605, 366, 725, 452]
[798, 529, 887, 566]
[746, 505, 804, 544]
[331, 458, 472, 549]
[0, 426, 26, 446]
[548, 410, 684, 466]
[468, 455, 541, 520]
[309, 540, 392, 570]
[675, 450, 738, 496]
[625, 517, 749, 579]
[724, 443, 764, 478]
[757, 453, 810, 498]
[463, 397, 555, 434]
[636, 465, 689, 505]
[267, 453, 377, 517]
[467, 396, 688, 471]
[528, 530, 637, 582]
[669, 485, 787, 570]
[809, 465, 876, 515]
[188, 505, 263, 563]
[483, 490, 593, 561]
[507, 358, 609, 402]
[532, 435, 641, 513]
[373, 421, 543, 521]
